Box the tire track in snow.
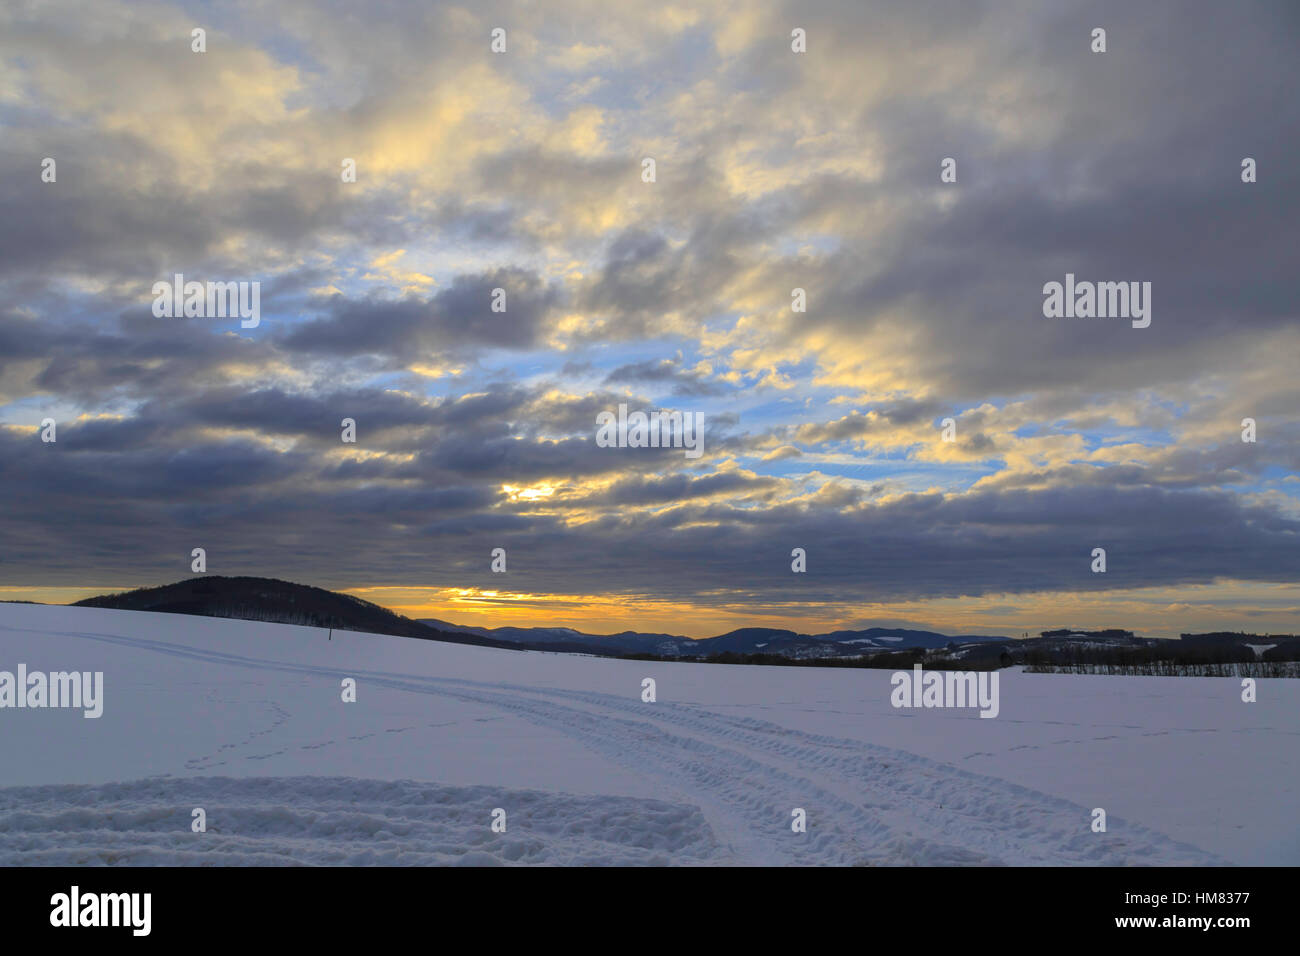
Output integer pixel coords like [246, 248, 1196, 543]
[435, 679, 1222, 865]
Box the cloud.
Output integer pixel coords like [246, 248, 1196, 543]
[1, 0, 1296, 633]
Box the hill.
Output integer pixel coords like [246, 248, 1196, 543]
[74, 576, 521, 651]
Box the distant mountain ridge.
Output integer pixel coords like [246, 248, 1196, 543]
[64, 575, 1017, 660]
[65, 576, 1235, 667]
[418, 618, 1012, 659]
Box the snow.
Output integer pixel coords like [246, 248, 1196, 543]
[2, 603, 1295, 866]
[0, 778, 724, 866]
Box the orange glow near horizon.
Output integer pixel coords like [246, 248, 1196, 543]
[340, 580, 1300, 641]
[3, 580, 1297, 642]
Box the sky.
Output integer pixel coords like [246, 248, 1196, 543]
[1, 0, 1297, 639]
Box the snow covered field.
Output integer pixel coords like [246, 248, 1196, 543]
[1, 603, 1295, 866]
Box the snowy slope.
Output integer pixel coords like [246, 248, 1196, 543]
[1, 603, 1294, 866]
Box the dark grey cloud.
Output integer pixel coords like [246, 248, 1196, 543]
[280, 269, 561, 359]
[603, 358, 727, 397]
[7, 408, 1297, 605]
